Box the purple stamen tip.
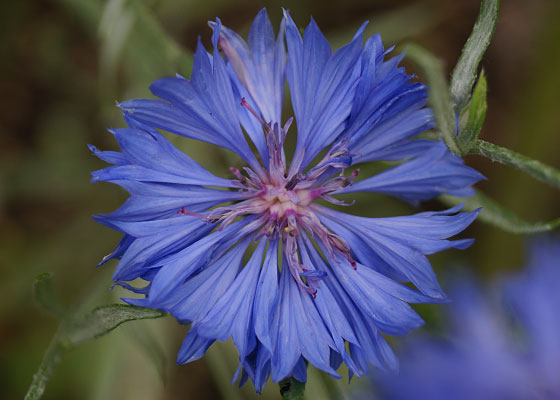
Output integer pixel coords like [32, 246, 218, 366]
[178, 207, 208, 220]
[240, 97, 268, 127]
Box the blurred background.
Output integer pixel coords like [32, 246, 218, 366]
[1, 0, 559, 399]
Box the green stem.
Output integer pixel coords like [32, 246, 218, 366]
[279, 377, 306, 400]
[440, 190, 560, 234]
[404, 44, 461, 155]
[450, 0, 500, 111]
[24, 333, 68, 400]
[25, 302, 166, 400]
[469, 140, 560, 189]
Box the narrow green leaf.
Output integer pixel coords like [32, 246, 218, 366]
[32, 273, 66, 318]
[65, 304, 166, 345]
[450, 0, 500, 111]
[279, 377, 306, 400]
[405, 44, 460, 154]
[469, 140, 560, 189]
[458, 70, 487, 151]
[440, 190, 560, 234]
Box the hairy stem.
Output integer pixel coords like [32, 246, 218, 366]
[469, 140, 560, 189]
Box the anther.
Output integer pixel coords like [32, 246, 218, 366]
[285, 173, 303, 191]
[284, 225, 298, 236]
[230, 167, 246, 183]
[344, 168, 360, 186]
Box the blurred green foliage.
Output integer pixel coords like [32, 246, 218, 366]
[1, 0, 559, 399]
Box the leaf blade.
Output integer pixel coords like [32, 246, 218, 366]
[26, 303, 167, 400]
[65, 304, 167, 345]
[33, 273, 67, 318]
[458, 70, 487, 151]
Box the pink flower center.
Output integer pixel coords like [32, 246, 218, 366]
[179, 98, 359, 294]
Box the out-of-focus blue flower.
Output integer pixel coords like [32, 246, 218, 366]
[375, 238, 560, 400]
[91, 9, 482, 392]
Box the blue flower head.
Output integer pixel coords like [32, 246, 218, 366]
[374, 238, 560, 400]
[91, 9, 483, 392]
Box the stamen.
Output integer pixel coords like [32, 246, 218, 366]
[320, 194, 355, 206]
[180, 124, 360, 296]
[300, 269, 328, 297]
[305, 139, 355, 183]
[243, 167, 264, 187]
[229, 166, 264, 190]
[314, 168, 360, 198]
[241, 97, 269, 129]
[177, 207, 209, 219]
[285, 173, 303, 190]
[229, 167, 245, 182]
[327, 234, 357, 270]
[282, 117, 293, 137]
[265, 120, 289, 184]
[344, 168, 360, 186]
[284, 235, 316, 296]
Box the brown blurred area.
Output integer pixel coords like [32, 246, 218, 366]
[1, 0, 559, 399]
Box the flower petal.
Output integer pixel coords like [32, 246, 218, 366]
[271, 264, 339, 381]
[284, 11, 365, 173]
[110, 217, 213, 282]
[147, 218, 251, 304]
[351, 109, 434, 164]
[340, 141, 485, 203]
[196, 239, 267, 359]
[316, 205, 479, 298]
[90, 127, 235, 188]
[120, 34, 264, 174]
[176, 327, 215, 364]
[253, 240, 280, 353]
[212, 9, 286, 125]
[165, 238, 250, 320]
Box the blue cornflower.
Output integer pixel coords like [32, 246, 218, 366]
[91, 9, 483, 391]
[374, 238, 560, 400]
